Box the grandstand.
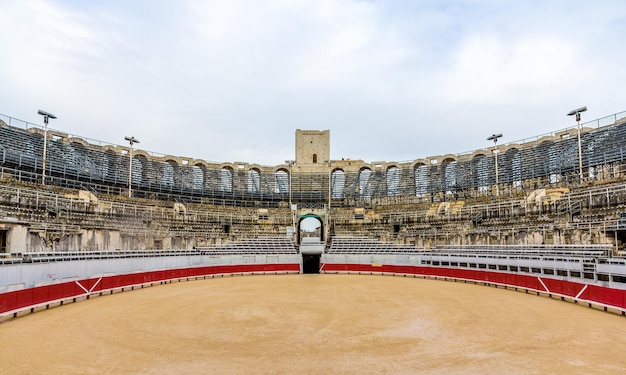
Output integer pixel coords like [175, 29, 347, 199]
[1, 110, 626, 317]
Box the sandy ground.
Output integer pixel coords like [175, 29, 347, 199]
[1, 274, 626, 374]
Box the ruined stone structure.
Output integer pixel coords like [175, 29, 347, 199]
[295, 129, 330, 166]
[0, 111, 626, 254]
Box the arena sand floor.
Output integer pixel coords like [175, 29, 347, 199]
[1, 274, 626, 374]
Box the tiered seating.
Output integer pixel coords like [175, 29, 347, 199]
[328, 236, 419, 254]
[197, 237, 298, 254]
[431, 244, 609, 258]
[525, 188, 569, 205]
[588, 122, 626, 168]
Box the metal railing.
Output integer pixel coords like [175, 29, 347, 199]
[3, 110, 626, 206]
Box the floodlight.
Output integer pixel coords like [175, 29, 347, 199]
[568, 106, 587, 180]
[37, 109, 57, 119]
[567, 106, 587, 116]
[125, 136, 140, 198]
[37, 109, 57, 186]
[487, 133, 503, 196]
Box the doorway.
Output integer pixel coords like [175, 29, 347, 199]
[302, 254, 320, 274]
[0, 230, 6, 253]
[298, 214, 324, 244]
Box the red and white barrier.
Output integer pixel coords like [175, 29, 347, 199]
[0, 263, 300, 318]
[3, 261, 625, 318]
[322, 263, 626, 314]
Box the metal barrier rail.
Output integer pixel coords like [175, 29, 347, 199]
[327, 240, 611, 257]
[421, 253, 597, 263]
[433, 244, 611, 250]
[20, 250, 205, 262]
[431, 244, 610, 257]
[10, 245, 299, 263]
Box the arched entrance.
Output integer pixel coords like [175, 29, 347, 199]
[298, 214, 324, 274]
[297, 214, 324, 244]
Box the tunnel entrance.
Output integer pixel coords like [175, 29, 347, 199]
[298, 214, 324, 244]
[302, 254, 320, 274]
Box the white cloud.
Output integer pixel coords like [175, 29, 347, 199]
[437, 34, 581, 105]
[0, 0, 625, 165]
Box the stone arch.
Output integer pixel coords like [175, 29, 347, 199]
[274, 168, 289, 194]
[220, 166, 233, 192]
[331, 168, 346, 199]
[133, 154, 148, 185]
[414, 162, 429, 198]
[248, 168, 261, 193]
[441, 157, 458, 195]
[504, 148, 522, 188]
[192, 163, 206, 191]
[67, 141, 88, 172]
[386, 165, 401, 196]
[357, 167, 372, 198]
[162, 159, 179, 187]
[472, 153, 488, 193]
[66, 137, 88, 147]
[104, 149, 121, 184]
[298, 213, 325, 242]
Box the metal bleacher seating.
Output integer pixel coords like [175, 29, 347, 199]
[328, 236, 421, 254]
[196, 237, 298, 255]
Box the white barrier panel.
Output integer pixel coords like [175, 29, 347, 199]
[0, 254, 301, 292]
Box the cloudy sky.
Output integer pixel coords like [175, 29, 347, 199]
[0, 0, 624, 165]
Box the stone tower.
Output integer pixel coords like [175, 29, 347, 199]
[295, 129, 330, 166]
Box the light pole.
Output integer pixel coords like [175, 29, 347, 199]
[37, 109, 56, 186]
[328, 161, 332, 211]
[567, 106, 587, 180]
[324, 159, 333, 241]
[327, 160, 332, 241]
[285, 160, 296, 231]
[487, 133, 502, 196]
[125, 136, 139, 198]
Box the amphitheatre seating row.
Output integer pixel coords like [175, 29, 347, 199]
[19, 250, 203, 262]
[386, 180, 626, 231]
[430, 244, 610, 258]
[2, 160, 626, 252]
[0, 183, 230, 238]
[197, 237, 298, 254]
[425, 201, 466, 217]
[328, 236, 419, 254]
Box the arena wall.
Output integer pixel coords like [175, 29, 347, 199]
[2, 257, 625, 318]
[321, 263, 626, 313]
[0, 254, 301, 318]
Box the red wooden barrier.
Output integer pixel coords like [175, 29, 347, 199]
[322, 263, 626, 312]
[3, 262, 625, 316]
[0, 263, 300, 316]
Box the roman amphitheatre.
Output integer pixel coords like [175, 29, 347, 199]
[1, 110, 626, 373]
